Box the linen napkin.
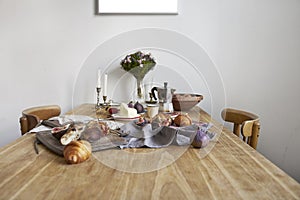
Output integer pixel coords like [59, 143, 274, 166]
[29, 115, 95, 133]
[119, 121, 200, 148]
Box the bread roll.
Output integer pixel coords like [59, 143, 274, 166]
[173, 114, 192, 127]
[152, 113, 172, 126]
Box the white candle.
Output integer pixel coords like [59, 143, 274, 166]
[103, 73, 108, 96]
[97, 69, 101, 88]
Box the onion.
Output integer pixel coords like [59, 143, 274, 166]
[191, 129, 210, 148]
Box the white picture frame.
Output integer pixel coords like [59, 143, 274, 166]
[98, 0, 178, 14]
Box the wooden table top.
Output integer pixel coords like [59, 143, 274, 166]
[1, 103, 299, 199]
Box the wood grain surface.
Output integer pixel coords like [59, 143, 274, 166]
[0, 104, 299, 199]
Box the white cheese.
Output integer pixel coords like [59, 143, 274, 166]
[119, 103, 138, 117]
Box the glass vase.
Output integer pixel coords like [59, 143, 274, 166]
[134, 76, 145, 103]
[127, 63, 156, 103]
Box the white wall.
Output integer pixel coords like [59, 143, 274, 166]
[0, 0, 299, 182]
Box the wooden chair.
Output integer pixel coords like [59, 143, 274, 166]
[19, 105, 61, 135]
[221, 108, 260, 149]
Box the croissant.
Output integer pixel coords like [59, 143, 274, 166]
[173, 114, 192, 127]
[63, 140, 92, 164]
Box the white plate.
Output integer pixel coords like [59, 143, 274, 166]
[50, 115, 95, 124]
[111, 114, 140, 121]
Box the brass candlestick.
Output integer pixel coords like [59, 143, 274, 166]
[95, 87, 101, 109]
[103, 95, 107, 105]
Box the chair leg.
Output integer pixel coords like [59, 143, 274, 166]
[243, 136, 246, 142]
[19, 117, 28, 135]
[233, 124, 240, 137]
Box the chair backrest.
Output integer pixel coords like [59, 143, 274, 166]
[19, 105, 61, 135]
[221, 108, 260, 149]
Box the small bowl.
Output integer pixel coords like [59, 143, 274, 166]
[172, 93, 203, 111]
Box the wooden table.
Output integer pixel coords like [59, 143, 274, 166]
[1, 104, 299, 199]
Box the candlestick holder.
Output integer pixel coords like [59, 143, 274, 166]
[102, 95, 107, 105]
[95, 87, 101, 109]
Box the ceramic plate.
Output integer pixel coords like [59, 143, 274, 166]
[111, 114, 140, 121]
[50, 115, 95, 124]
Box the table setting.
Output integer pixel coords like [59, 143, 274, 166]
[34, 98, 214, 164]
[32, 50, 214, 165]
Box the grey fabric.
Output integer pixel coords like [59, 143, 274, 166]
[119, 122, 200, 148]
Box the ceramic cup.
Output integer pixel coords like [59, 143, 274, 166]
[147, 105, 159, 119]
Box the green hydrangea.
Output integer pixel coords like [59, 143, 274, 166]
[120, 51, 156, 79]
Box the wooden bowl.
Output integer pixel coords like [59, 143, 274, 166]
[172, 93, 203, 111]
